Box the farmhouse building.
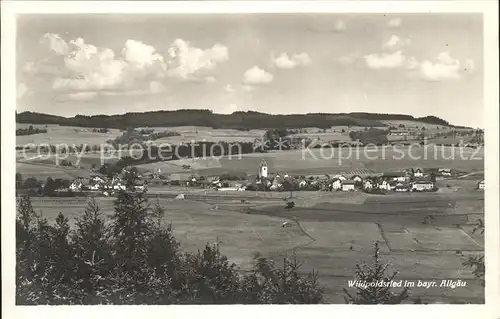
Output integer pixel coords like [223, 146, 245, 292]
[299, 179, 308, 188]
[350, 175, 363, 183]
[383, 172, 407, 182]
[395, 183, 411, 192]
[363, 179, 376, 189]
[169, 173, 193, 186]
[134, 180, 147, 191]
[478, 180, 485, 189]
[332, 174, 347, 181]
[389, 129, 410, 136]
[378, 180, 391, 190]
[412, 168, 424, 178]
[69, 180, 83, 191]
[412, 179, 435, 191]
[90, 175, 106, 184]
[331, 179, 342, 190]
[341, 180, 356, 191]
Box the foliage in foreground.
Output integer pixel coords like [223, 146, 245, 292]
[343, 242, 410, 304]
[15, 185, 324, 304]
[461, 219, 485, 287]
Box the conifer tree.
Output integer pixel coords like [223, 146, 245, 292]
[343, 241, 410, 304]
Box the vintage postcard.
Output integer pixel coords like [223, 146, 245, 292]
[2, 1, 499, 319]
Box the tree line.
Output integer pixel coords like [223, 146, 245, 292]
[18, 110, 458, 130]
[16, 174, 78, 197]
[16, 125, 48, 136]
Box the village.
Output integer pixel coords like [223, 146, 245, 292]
[59, 159, 485, 197]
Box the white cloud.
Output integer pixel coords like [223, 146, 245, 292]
[55, 38, 128, 91]
[417, 52, 463, 81]
[272, 52, 311, 69]
[149, 81, 164, 93]
[333, 20, 347, 32]
[66, 91, 98, 101]
[337, 52, 361, 64]
[405, 56, 419, 70]
[382, 35, 411, 51]
[242, 85, 255, 92]
[40, 33, 70, 55]
[242, 66, 273, 85]
[32, 34, 227, 94]
[204, 76, 217, 83]
[293, 53, 312, 66]
[364, 51, 407, 69]
[387, 18, 402, 28]
[166, 39, 229, 80]
[365, 46, 474, 82]
[122, 39, 165, 70]
[224, 84, 235, 93]
[464, 59, 476, 72]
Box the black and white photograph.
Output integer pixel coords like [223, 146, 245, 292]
[2, 1, 499, 317]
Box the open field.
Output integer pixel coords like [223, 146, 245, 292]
[21, 187, 485, 303]
[16, 124, 122, 147]
[131, 126, 266, 144]
[16, 162, 92, 180]
[16, 124, 266, 147]
[137, 146, 484, 176]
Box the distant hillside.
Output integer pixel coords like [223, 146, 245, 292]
[16, 110, 464, 130]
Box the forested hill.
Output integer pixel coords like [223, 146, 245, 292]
[16, 110, 457, 129]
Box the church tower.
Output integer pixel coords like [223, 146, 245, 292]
[258, 159, 268, 178]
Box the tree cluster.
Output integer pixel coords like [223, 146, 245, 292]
[16, 125, 48, 136]
[16, 188, 324, 305]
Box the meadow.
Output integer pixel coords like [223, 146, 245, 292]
[22, 184, 485, 303]
[137, 145, 484, 177]
[16, 124, 122, 147]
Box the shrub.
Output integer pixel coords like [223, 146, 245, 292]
[16, 191, 324, 304]
[462, 219, 485, 286]
[343, 242, 410, 304]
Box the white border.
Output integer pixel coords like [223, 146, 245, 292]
[2, 1, 499, 319]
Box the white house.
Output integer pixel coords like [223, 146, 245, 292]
[395, 184, 410, 192]
[478, 180, 485, 189]
[113, 183, 126, 190]
[89, 183, 101, 191]
[342, 181, 356, 191]
[90, 175, 106, 184]
[331, 179, 342, 190]
[112, 177, 126, 190]
[363, 179, 375, 189]
[299, 180, 308, 188]
[69, 181, 82, 191]
[439, 168, 451, 176]
[333, 174, 347, 181]
[412, 181, 434, 191]
[351, 175, 363, 183]
[413, 168, 424, 178]
[379, 180, 391, 191]
[258, 160, 268, 178]
[383, 172, 407, 182]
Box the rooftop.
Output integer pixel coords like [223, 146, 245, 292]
[383, 172, 406, 177]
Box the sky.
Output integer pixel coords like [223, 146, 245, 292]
[16, 14, 483, 127]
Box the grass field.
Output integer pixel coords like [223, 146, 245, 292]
[137, 146, 484, 177]
[16, 162, 92, 180]
[16, 124, 122, 147]
[22, 187, 485, 304]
